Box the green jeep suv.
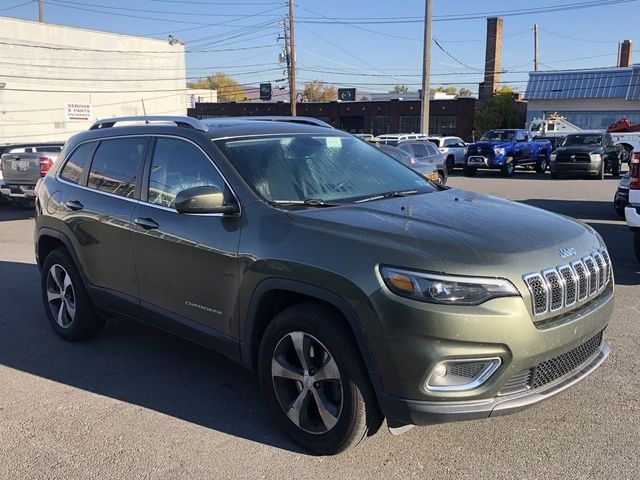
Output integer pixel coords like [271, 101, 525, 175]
[34, 116, 614, 455]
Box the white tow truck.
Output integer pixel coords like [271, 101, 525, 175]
[529, 114, 640, 160]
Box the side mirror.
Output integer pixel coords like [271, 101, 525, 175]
[174, 186, 239, 215]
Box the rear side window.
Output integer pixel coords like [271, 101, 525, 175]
[411, 143, 429, 157]
[60, 142, 96, 184]
[147, 137, 224, 209]
[87, 138, 146, 198]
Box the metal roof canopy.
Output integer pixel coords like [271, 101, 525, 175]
[524, 66, 640, 101]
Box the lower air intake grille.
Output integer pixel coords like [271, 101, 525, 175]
[447, 362, 485, 379]
[531, 331, 604, 389]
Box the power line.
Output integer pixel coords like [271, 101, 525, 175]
[539, 27, 619, 44]
[0, 1, 33, 13]
[296, 0, 639, 24]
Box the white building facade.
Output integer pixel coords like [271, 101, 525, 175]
[0, 16, 187, 144]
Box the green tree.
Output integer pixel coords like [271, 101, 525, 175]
[458, 88, 473, 97]
[473, 86, 517, 135]
[391, 85, 410, 94]
[303, 80, 337, 102]
[432, 86, 458, 95]
[189, 72, 245, 102]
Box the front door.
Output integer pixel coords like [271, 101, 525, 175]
[130, 136, 241, 336]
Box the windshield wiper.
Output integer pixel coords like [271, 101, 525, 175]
[270, 198, 342, 208]
[355, 189, 419, 203]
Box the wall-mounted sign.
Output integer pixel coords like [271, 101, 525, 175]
[65, 103, 93, 121]
[338, 88, 356, 101]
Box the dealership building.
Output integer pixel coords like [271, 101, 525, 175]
[0, 16, 187, 144]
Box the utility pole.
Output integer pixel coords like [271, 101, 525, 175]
[420, 0, 432, 135]
[533, 24, 539, 71]
[287, 0, 297, 116]
[38, 0, 44, 22]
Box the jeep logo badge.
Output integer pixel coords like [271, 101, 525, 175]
[559, 247, 577, 258]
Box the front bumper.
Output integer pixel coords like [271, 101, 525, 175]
[550, 161, 600, 175]
[379, 340, 609, 426]
[465, 154, 506, 169]
[625, 205, 640, 230]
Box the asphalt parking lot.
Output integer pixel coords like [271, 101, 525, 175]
[1, 170, 638, 480]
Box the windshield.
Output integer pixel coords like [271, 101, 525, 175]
[481, 130, 515, 142]
[215, 134, 435, 204]
[561, 134, 602, 146]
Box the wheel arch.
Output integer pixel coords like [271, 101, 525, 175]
[36, 228, 86, 282]
[242, 278, 379, 376]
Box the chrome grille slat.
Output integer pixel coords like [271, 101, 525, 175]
[558, 265, 577, 307]
[524, 249, 611, 317]
[583, 256, 598, 294]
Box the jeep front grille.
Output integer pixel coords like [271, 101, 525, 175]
[523, 248, 611, 316]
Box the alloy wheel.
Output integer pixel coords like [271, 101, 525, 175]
[271, 331, 343, 434]
[46, 264, 76, 328]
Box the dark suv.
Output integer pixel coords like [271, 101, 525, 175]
[35, 116, 614, 455]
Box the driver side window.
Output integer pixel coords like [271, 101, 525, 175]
[147, 137, 225, 209]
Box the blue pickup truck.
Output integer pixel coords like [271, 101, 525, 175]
[464, 129, 553, 177]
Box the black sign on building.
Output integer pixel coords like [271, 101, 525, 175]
[338, 88, 356, 101]
[259, 83, 272, 101]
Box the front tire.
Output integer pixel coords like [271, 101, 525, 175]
[258, 303, 383, 455]
[501, 159, 515, 177]
[611, 155, 621, 177]
[41, 248, 104, 341]
[463, 165, 477, 177]
[535, 155, 548, 173]
[635, 231, 640, 263]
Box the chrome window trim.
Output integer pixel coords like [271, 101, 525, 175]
[56, 134, 241, 217]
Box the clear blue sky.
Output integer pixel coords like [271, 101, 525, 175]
[2, 0, 639, 95]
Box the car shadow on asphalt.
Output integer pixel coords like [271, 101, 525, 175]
[520, 198, 638, 286]
[0, 260, 305, 453]
[0, 204, 35, 222]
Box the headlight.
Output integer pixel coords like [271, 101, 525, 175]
[590, 153, 602, 162]
[494, 147, 506, 156]
[380, 266, 519, 305]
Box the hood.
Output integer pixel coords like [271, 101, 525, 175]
[469, 141, 511, 150]
[287, 189, 601, 278]
[556, 145, 603, 154]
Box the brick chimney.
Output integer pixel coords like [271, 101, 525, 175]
[479, 17, 503, 101]
[618, 39, 632, 67]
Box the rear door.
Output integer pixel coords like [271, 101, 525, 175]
[59, 137, 148, 301]
[130, 136, 241, 336]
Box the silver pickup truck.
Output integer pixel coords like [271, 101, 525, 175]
[1, 144, 63, 206]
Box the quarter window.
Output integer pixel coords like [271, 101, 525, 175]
[60, 142, 96, 184]
[147, 137, 224, 209]
[87, 138, 146, 198]
[411, 143, 429, 158]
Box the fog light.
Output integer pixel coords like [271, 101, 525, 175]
[426, 358, 501, 392]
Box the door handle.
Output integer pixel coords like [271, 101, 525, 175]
[134, 217, 159, 230]
[65, 200, 84, 211]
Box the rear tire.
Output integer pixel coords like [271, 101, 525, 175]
[635, 232, 640, 263]
[550, 172, 559, 179]
[463, 165, 477, 177]
[612, 156, 621, 177]
[41, 248, 105, 341]
[446, 156, 455, 174]
[258, 302, 383, 455]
